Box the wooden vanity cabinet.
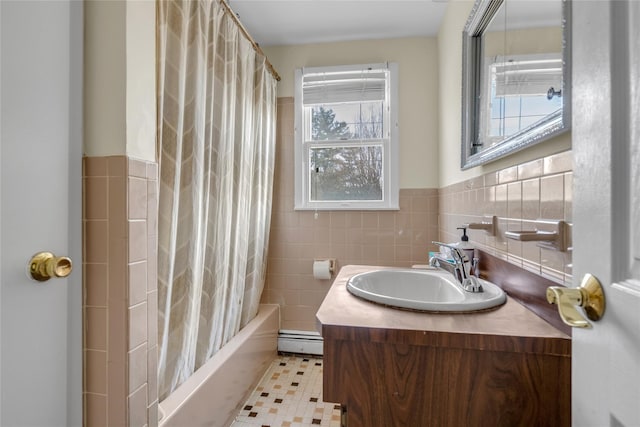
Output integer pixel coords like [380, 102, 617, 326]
[322, 326, 570, 427]
[317, 266, 571, 427]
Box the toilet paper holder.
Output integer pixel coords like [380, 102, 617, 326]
[313, 259, 336, 279]
[314, 258, 336, 274]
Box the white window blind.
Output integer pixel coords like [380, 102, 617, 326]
[493, 53, 562, 97]
[302, 69, 387, 105]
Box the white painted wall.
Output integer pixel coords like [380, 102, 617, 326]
[436, 0, 571, 188]
[263, 38, 440, 189]
[84, 0, 156, 162]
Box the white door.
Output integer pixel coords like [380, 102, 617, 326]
[0, 1, 82, 426]
[572, 1, 640, 426]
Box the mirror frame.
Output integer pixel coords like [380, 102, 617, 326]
[461, 0, 571, 170]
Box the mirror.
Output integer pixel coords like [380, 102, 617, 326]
[461, 0, 571, 169]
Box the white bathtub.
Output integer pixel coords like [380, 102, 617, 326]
[159, 304, 279, 427]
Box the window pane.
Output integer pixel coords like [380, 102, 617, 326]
[310, 102, 384, 141]
[309, 146, 383, 201]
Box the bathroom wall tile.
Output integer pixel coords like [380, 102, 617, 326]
[298, 243, 316, 259]
[412, 196, 429, 212]
[108, 176, 127, 239]
[498, 166, 518, 184]
[107, 362, 127, 426]
[540, 174, 565, 220]
[128, 261, 147, 307]
[108, 237, 127, 301]
[522, 178, 540, 220]
[129, 302, 148, 350]
[85, 394, 107, 427]
[361, 228, 378, 247]
[147, 290, 158, 348]
[362, 244, 379, 265]
[495, 219, 509, 255]
[484, 186, 495, 216]
[85, 307, 107, 351]
[128, 158, 148, 179]
[266, 289, 299, 306]
[464, 176, 483, 190]
[85, 263, 108, 307]
[518, 159, 543, 180]
[108, 299, 127, 364]
[128, 177, 148, 220]
[86, 350, 107, 394]
[544, 150, 572, 175]
[313, 227, 332, 245]
[507, 182, 522, 219]
[147, 236, 158, 293]
[506, 220, 523, 266]
[84, 157, 108, 177]
[147, 181, 158, 235]
[128, 220, 148, 263]
[146, 162, 158, 181]
[411, 211, 429, 230]
[282, 305, 315, 326]
[107, 156, 126, 177]
[564, 172, 573, 222]
[128, 343, 147, 392]
[128, 384, 148, 427]
[495, 184, 508, 218]
[281, 319, 317, 331]
[361, 212, 378, 228]
[379, 230, 395, 247]
[299, 290, 329, 307]
[412, 229, 430, 247]
[412, 244, 431, 264]
[379, 211, 395, 229]
[396, 245, 411, 262]
[298, 211, 315, 228]
[345, 212, 362, 229]
[484, 171, 498, 187]
[147, 346, 158, 405]
[85, 220, 108, 263]
[85, 177, 108, 220]
[329, 211, 346, 228]
[296, 227, 314, 245]
[398, 194, 411, 211]
[330, 228, 347, 245]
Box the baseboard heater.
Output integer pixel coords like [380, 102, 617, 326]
[277, 329, 323, 356]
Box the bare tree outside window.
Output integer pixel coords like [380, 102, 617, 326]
[310, 104, 384, 201]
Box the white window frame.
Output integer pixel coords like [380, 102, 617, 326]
[294, 62, 399, 210]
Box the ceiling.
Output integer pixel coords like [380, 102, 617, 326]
[228, 0, 450, 47]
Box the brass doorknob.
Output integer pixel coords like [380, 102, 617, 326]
[28, 252, 73, 282]
[546, 274, 605, 328]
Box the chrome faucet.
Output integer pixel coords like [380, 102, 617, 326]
[429, 241, 483, 293]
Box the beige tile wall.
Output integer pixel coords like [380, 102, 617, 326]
[439, 150, 573, 286]
[83, 156, 158, 427]
[264, 98, 439, 331]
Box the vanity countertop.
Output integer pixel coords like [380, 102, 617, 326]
[316, 265, 571, 356]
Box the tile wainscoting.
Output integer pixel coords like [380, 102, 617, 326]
[439, 150, 573, 286]
[83, 156, 158, 427]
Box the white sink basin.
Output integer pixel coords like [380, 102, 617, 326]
[346, 268, 506, 312]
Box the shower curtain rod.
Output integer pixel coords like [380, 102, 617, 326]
[219, 0, 282, 82]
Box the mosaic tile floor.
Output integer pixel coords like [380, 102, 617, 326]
[231, 355, 341, 427]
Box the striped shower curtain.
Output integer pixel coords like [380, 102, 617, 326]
[156, 0, 277, 400]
